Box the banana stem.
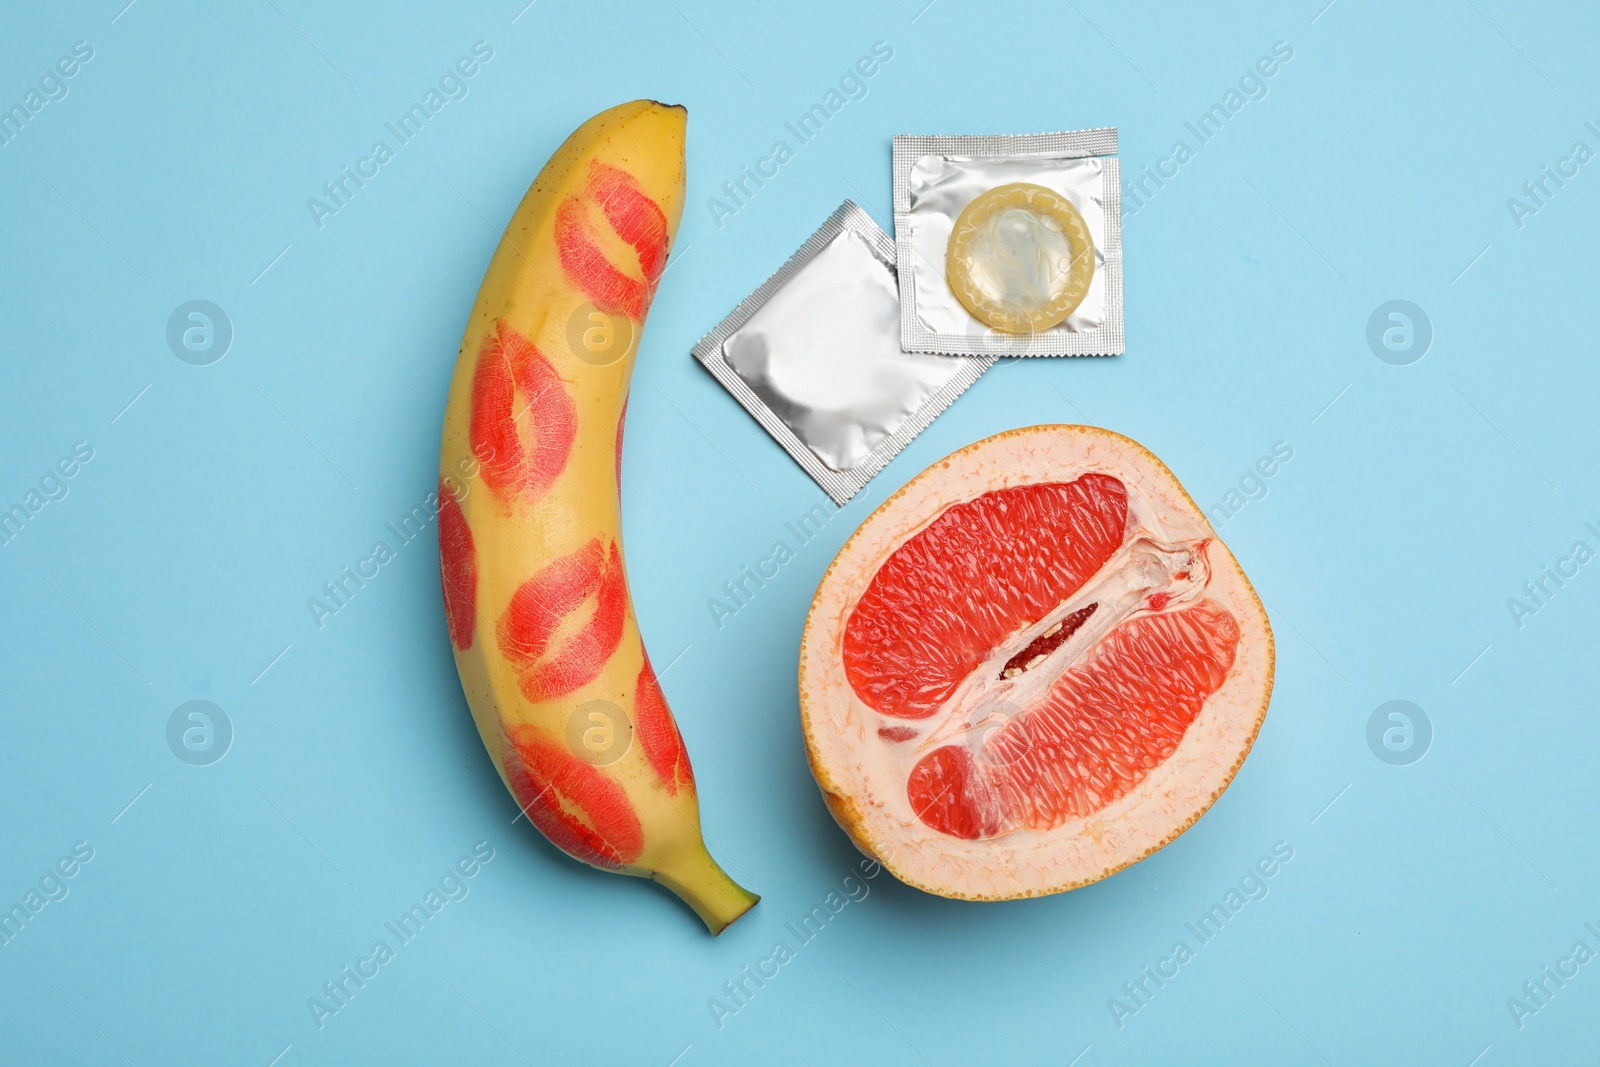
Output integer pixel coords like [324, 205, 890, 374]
[652, 842, 759, 936]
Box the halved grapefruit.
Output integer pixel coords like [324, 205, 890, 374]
[799, 425, 1273, 900]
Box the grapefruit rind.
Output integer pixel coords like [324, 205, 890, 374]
[798, 425, 1274, 901]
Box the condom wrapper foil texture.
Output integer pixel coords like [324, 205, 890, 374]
[693, 202, 992, 505]
[893, 127, 1124, 357]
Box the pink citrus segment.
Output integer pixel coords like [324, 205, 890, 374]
[842, 476, 1129, 720]
[907, 602, 1240, 839]
[503, 728, 643, 869]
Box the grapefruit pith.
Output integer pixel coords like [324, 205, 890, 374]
[799, 425, 1274, 900]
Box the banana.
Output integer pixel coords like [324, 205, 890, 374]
[437, 100, 758, 934]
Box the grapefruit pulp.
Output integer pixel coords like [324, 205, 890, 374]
[799, 425, 1273, 899]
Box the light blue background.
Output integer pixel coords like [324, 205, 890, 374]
[2, 1, 1596, 1063]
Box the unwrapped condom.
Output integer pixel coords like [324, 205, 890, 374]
[946, 183, 1095, 334]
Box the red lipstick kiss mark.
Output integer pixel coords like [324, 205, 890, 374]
[504, 728, 642, 869]
[555, 201, 648, 321]
[470, 320, 577, 510]
[635, 655, 693, 796]
[497, 538, 627, 702]
[554, 162, 669, 322]
[438, 479, 477, 650]
[588, 161, 668, 284]
[614, 398, 628, 494]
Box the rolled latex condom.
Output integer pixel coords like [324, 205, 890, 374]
[945, 182, 1095, 334]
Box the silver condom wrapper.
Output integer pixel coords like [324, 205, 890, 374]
[693, 202, 992, 504]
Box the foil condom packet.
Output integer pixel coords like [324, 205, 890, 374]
[694, 201, 992, 505]
[893, 127, 1124, 357]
